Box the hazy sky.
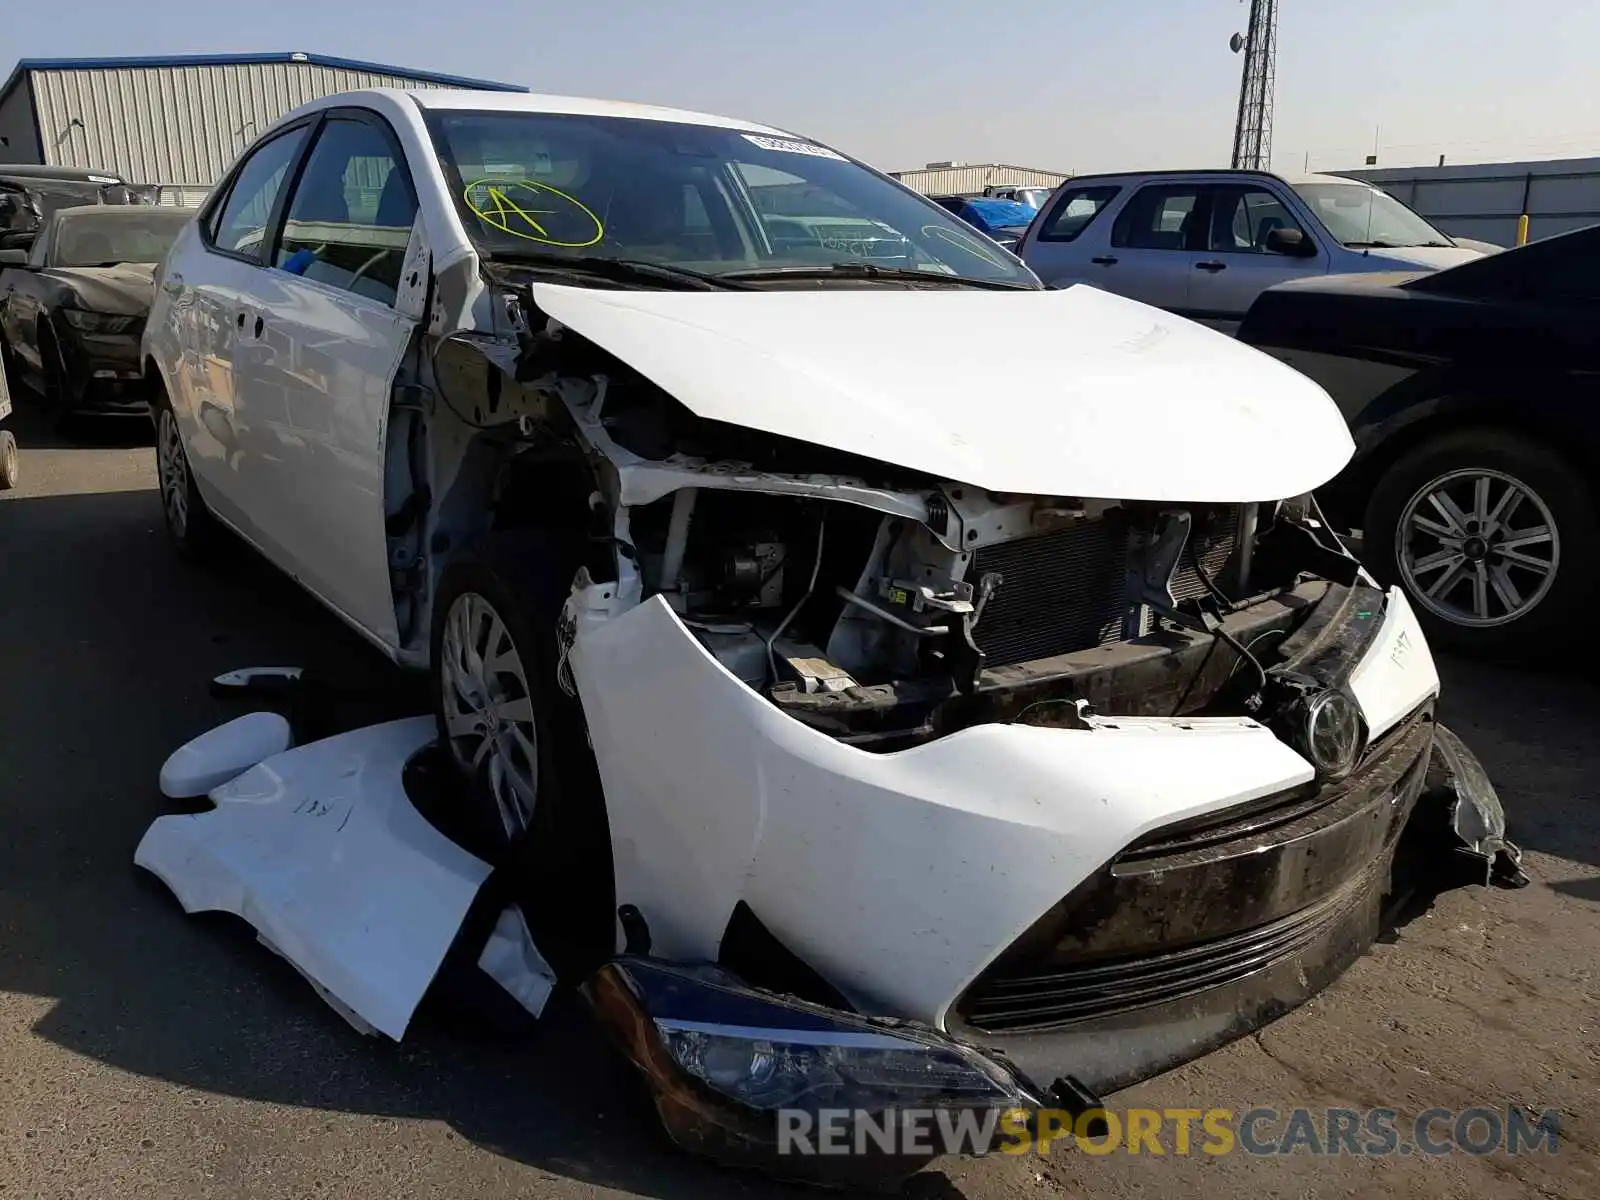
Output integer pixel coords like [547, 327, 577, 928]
[8, 0, 1600, 175]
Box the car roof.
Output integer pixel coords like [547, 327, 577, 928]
[1055, 168, 1377, 190]
[391, 87, 789, 135]
[51, 204, 196, 220]
[0, 165, 126, 183]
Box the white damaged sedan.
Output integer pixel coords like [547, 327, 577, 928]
[140, 88, 1521, 1185]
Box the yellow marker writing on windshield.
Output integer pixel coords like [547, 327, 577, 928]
[464, 179, 604, 248]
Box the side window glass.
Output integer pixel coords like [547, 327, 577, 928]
[212, 127, 311, 261]
[275, 117, 418, 306]
[1210, 187, 1303, 254]
[1037, 186, 1120, 242]
[1111, 185, 1201, 251]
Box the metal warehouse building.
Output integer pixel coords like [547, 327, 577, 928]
[0, 52, 526, 204]
[891, 162, 1070, 197]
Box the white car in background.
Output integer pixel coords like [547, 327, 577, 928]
[140, 88, 1515, 1185]
[1018, 170, 1485, 331]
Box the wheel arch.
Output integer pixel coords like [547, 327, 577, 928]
[1329, 375, 1600, 531]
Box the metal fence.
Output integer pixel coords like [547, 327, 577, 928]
[1340, 157, 1600, 246]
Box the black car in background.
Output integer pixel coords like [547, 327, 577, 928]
[1238, 225, 1600, 656]
[0, 165, 157, 250]
[0, 204, 195, 420]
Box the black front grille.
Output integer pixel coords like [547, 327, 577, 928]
[955, 711, 1435, 1033]
[960, 873, 1369, 1032]
[971, 515, 1133, 668]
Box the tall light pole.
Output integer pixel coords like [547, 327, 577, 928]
[1230, 0, 1280, 170]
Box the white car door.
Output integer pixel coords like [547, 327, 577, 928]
[228, 110, 423, 650]
[166, 122, 315, 541]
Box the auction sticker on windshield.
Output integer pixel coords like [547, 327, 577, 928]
[463, 178, 604, 247]
[742, 134, 846, 161]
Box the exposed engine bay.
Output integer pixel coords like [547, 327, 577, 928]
[386, 270, 1384, 767]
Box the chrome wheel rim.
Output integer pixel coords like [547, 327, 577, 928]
[156, 408, 189, 538]
[1397, 468, 1559, 628]
[440, 592, 539, 839]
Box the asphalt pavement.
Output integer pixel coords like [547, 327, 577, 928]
[1, 404, 1596, 1200]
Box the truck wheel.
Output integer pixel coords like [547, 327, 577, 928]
[153, 391, 219, 559]
[1364, 427, 1597, 657]
[0, 430, 17, 490]
[430, 531, 614, 979]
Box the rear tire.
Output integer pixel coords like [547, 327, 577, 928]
[429, 531, 614, 981]
[152, 390, 219, 559]
[0, 430, 17, 490]
[1364, 427, 1598, 657]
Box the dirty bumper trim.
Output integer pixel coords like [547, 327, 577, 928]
[950, 711, 1436, 1094]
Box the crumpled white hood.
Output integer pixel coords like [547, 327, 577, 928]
[532, 281, 1355, 502]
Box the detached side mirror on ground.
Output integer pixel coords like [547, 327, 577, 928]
[1265, 227, 1317, 257]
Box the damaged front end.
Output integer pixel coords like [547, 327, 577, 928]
[137, 263, 1524, 1188]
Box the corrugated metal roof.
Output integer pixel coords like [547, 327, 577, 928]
[16, 59, 523, 185]
[890, 162, 1069, 196]
[0, 53, 525, 104]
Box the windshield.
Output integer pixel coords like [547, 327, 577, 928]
[426, 111, 1037, 286]
[52, 209, 192, 267]
[1292, 182, 1451, 249]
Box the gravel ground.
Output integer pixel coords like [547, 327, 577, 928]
[1, 407, 1595, 1199]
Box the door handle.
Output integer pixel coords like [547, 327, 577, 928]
[1195, 260, 1228, 272]
[1090, 255, 1119, 266]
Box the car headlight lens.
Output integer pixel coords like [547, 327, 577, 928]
[62, 310, 138, 334]
[1300, 689, 1364, 778]
[585, 957, 1045, 1185]
[658, 1016, 1017, 1111]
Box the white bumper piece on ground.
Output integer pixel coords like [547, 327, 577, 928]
[136, 716, 554, 1038]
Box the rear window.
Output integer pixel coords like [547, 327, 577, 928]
[1035, 185, 1120, 242]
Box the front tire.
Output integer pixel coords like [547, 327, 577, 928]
[153, 391, 219, 559]
[430, 532, 614, 978]
[1364, 427, 1598, 657]
[0, 430, 17, 490]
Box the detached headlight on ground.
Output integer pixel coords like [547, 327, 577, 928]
[585, 957, 1045, 1188]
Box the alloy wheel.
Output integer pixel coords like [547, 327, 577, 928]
[156, 408, 189, 538]
[1397, 468, 1559, 628]
[440, 591, 540, 840]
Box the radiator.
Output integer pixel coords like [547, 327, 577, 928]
[971, 509, 1239, 669]
[970, 512, 1134, 668]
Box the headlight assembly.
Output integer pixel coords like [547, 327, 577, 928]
[62, 310, 138, 334]
[584, 957, 1048, 1188]
[1285, 687, 1365, 779]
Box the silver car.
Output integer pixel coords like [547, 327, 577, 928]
[1018, 170, 1484, 331]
